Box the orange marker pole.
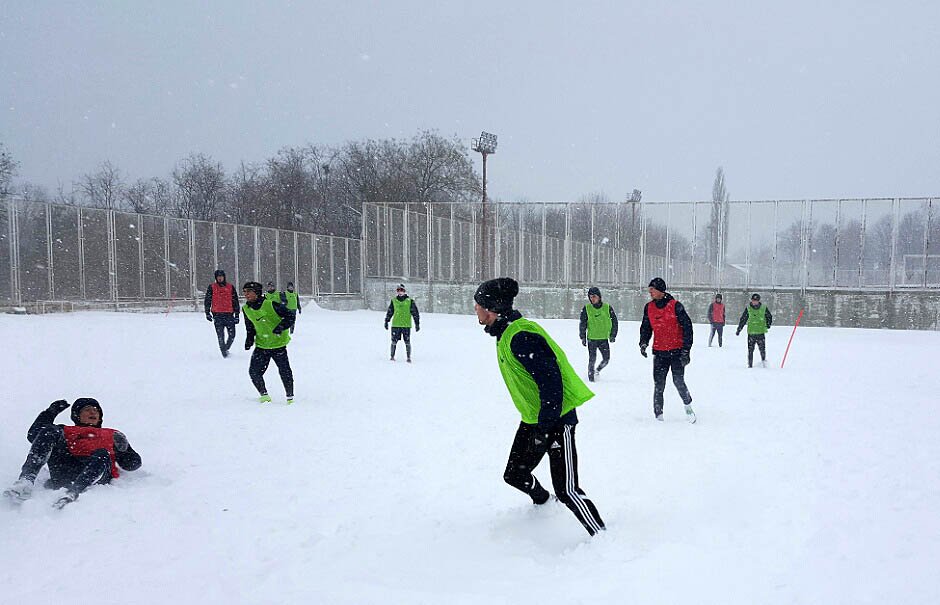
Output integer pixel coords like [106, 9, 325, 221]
[780, 309, 804, 369]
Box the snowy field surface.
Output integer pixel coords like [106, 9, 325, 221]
[1, 305, 939, 604]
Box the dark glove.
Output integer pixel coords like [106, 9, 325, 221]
[297, 307, 302, 315]
[206, 312, 213, 321]
[245, 338, 254, 350]
[736, 329, 741, 336]
[680, 349, 691, 367]
[113, 430, 129, 452]
[234, 315, 240, 324]
[581, 338, 587, 347]
[640, 344, 648, 358]
[272, 326, 284, 335]
[47, 399, 70, 416]
[415, 325, 420, 332]
[610, 337, 616, 343]
[384, 322, 389, 330]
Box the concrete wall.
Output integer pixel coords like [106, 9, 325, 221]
[365, 278, 940, 330]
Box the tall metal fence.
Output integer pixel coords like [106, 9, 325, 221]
[364, 198, 940, 291]
[0, 197, 362, 305]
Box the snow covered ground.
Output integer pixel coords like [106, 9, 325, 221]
[1, 304, 938, 604]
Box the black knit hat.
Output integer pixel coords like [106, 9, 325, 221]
[266, 281, 276, 292]
[474, 278, 519, 313]
[648, 277, 667, 293]
[751, 293, 761, 301]
[71, 398, 103, 427]
[587, 286, 601, 298]
[715, 293, 722, 300]
[243, 281, 263, 297]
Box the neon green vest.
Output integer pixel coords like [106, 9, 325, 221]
[242, 297, 291, 349]
[747, 304, 768, 335]
[283, 291, 299, 311]
[584, 302, 613, 340]
[496, 318, 594, 424]
[391, 297, 413, 328]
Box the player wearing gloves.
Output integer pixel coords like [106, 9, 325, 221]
[384, 284, 420, 362]
[3, 398, 142, 509]
[578, 286, 619, 382]
[736, 293, 773, 368]
[639, 277, 696, 423]
[204, 269, 240, 358]
[474, 277, 606, 537]
[242, 281, 295, 404]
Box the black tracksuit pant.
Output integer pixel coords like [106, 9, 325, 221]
[213, 313, 237, 354]
[747, 334, 767, 367]
[503, 422, 606, 536]
[249, 346, 294, 397]
[390, 327, 412, 360]
[653, 350, 693, 417]
[709, 323, 724, 347]
[19, 426, 111, 495]
[587, 340, 610, 380]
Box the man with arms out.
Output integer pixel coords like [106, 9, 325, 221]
[242, 281, 295, 404]
[475, 277, 605, 536]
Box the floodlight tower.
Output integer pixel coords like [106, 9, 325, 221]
[472, 131, 498, 279]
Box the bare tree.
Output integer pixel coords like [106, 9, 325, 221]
[78, 161, 125, 209]
[123, 177, 173, 215]
[698, 166, 730, 270]
[173, 154, 226, 221]
[0, 142, 18, 196]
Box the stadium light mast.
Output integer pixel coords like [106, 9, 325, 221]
[472, 131, 497, 279]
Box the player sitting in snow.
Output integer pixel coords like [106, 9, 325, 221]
[3, 398, 142, 509]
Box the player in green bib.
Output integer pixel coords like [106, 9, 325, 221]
[736, 293, 773, 368]
[474, 277, 605, 537]
[281, 282, 302, 334]
[242, 281, 296, 404]
[578, 286, 619, 382]
[383, 284, 420, 362]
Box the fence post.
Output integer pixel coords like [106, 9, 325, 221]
[162, 216, 170, 301]
[361, 201, 367, 298]
[924, 198, 933, 288]
[329, 236, 336, 295]
[10, 199, 20, 304]
[189, 219, 197, 299]
[232, 225, 240, 291]
[888, 198, 899, 291]
[46, 203, 54, 300]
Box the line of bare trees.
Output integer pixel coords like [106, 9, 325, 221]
[2, 130, 482, 239]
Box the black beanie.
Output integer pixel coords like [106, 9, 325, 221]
[751, 293, 761, 301]
[71, 398, 103, 427]
[587, 286, 601, 298]
[648, 277, 667, 293]
[243, 281, 263, 297]
[474, 278, 519, 314]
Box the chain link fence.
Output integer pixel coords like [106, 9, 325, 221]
[364, 198, 940, 291]
[0, 197, 362, 306]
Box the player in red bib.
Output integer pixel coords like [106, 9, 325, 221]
[639, 278, 697, 423]
[3, 398, 142, 509]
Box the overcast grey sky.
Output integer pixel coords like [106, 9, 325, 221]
[2, 1, 938, 202]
